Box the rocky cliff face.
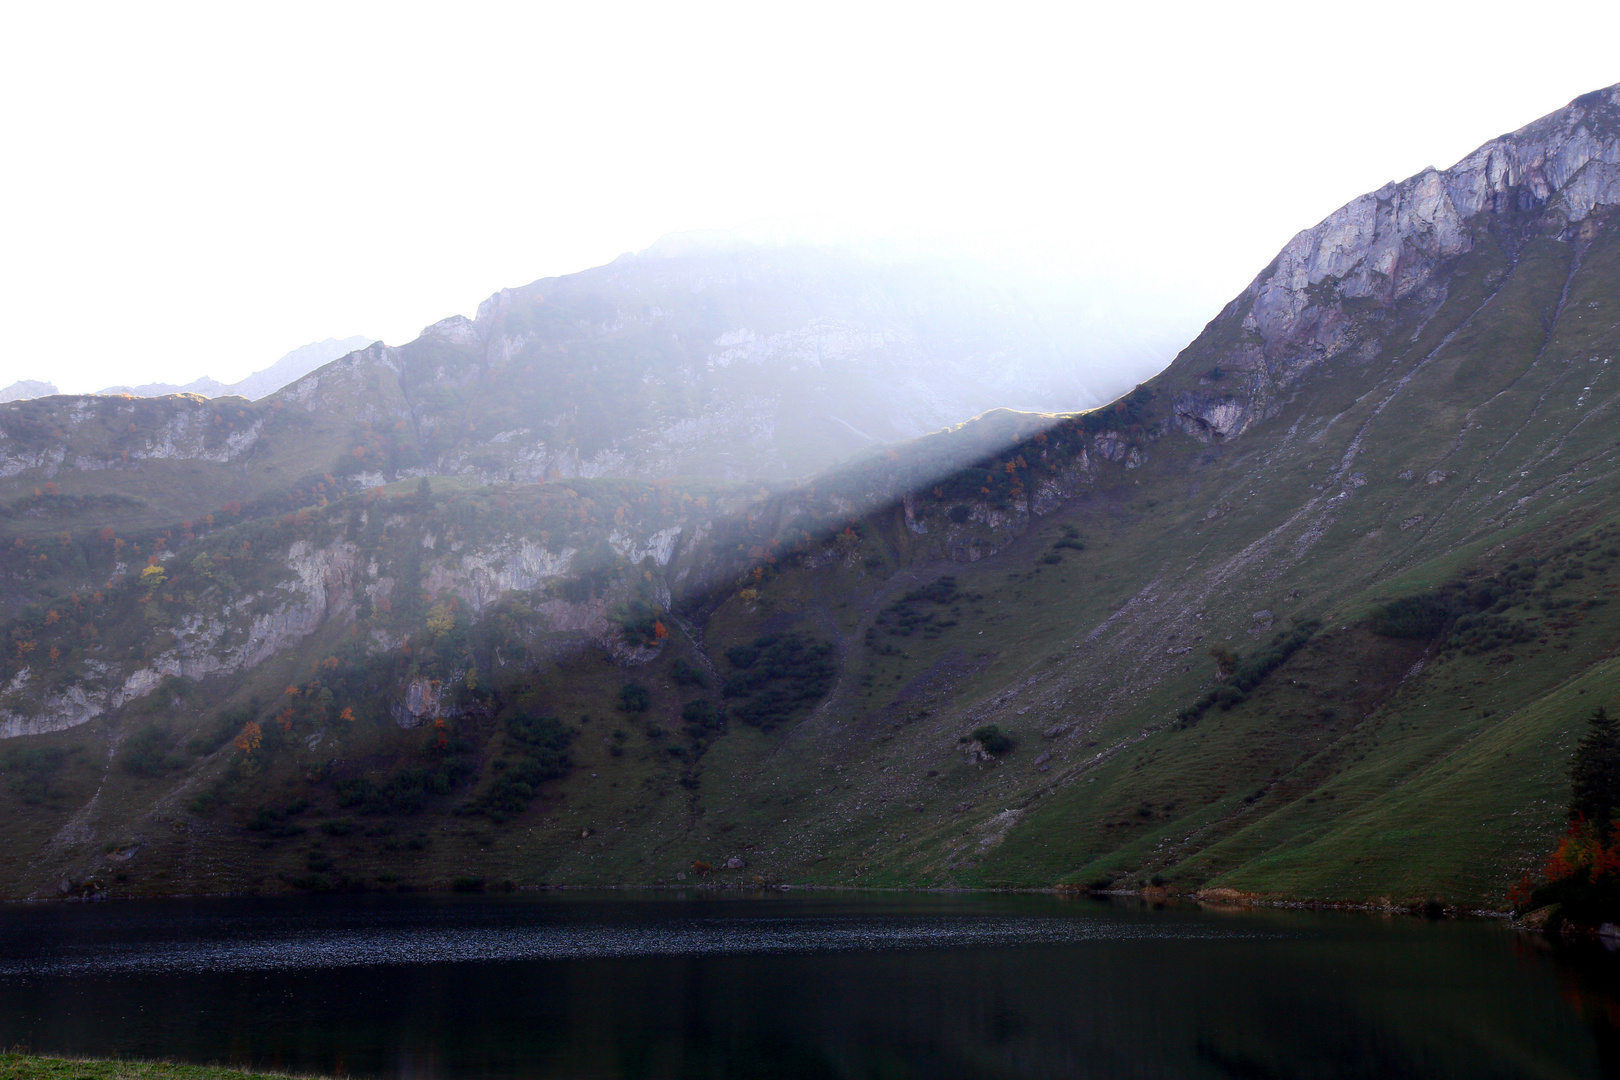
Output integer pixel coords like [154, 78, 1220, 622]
[1172, 83, 1620, 442]
[0, 394, 267, 479]
[0, 487, 722, 740]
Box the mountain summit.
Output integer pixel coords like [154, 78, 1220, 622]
[1174, 82, 1620, 443]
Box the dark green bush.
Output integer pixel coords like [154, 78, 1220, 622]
[336, 750, 474, 815]
[558, 566, 615, 602]
[618, 683, 651, 713]
[903, 577, 959, 604]
[1446, 612, 1536, 654]
[671, 657, 708, 687]
[868, 577, 968, 641]
[470, 711, 574, 822]
[1177, 620, 1321, 727]
[615, 599, 662, 646]
[682, 698, 721, 733]
[722, 631, 836, 730]
[2, 745, 71, 804]
[247, 798, 311, 837]
[972, 724, 1015, 754]
[193, 699, 260, 755]
[1369, 594, 1454, 638]
[121, 724, 185, 776]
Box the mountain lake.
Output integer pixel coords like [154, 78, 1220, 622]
[0, 891, 1614, 1079]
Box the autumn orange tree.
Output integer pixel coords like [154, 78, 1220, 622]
[1512, 706, 1620, 926]
[233, 720, 262, 756]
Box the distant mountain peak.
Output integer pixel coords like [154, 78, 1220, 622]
[80, 336, 376, 403]
[0, 379, 58, 404]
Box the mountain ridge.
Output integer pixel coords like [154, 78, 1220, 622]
[0, 338, 376, 406]
[0, 247, 1155, 532]
[1174, 81, 1620, 444]
[93, 336, 377, 401]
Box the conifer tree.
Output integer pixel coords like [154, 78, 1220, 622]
[1569, 706, 1620, 828]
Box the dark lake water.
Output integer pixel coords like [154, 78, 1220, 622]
[0, 890, 1616, 1079]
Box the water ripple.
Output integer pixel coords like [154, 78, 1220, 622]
[0, 914, 1271, 978]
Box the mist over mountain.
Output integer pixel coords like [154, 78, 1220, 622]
[3, 84, 1620, 909]
[0, 244, 1178, 516]
[292, 241, 1177, 482]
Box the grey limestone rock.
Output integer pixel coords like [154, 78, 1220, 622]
[1177, 84, 1620, 442]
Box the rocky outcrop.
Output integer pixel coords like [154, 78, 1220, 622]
[0, 394, 267, 480]
[390, 676, 459, 729]
[1171, 393, 1251, 444]
[0, 681, 98, 739]
[166, 540, 361, 681]
[0, 500, 699, 740]
[1174, 83, 1620, 441]
[421, 540, 580, 616]
[0, 541, 361, 738]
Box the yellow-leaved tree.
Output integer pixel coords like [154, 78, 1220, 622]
[426, 601, 456, 639]
[138, 563, 167, 594]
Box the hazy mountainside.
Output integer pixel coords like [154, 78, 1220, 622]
[93, 337, 376, 401]
[4, 85, 1620, 906]
[275, 244, 1148, 484]
[0, 248, 1146, 548]
[292, 248, 1112, 484]
[0, 251, 1153, 610]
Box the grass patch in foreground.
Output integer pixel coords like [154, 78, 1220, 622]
[0, 1053, 316, 1080]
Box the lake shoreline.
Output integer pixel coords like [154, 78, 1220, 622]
[0, 1052, 315, 1079]
[0, 879, 1522, 923]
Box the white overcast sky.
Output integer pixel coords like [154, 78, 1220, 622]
[3, 1, 1619, 393]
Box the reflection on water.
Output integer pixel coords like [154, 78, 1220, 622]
[0, 890, 1612, 1079]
